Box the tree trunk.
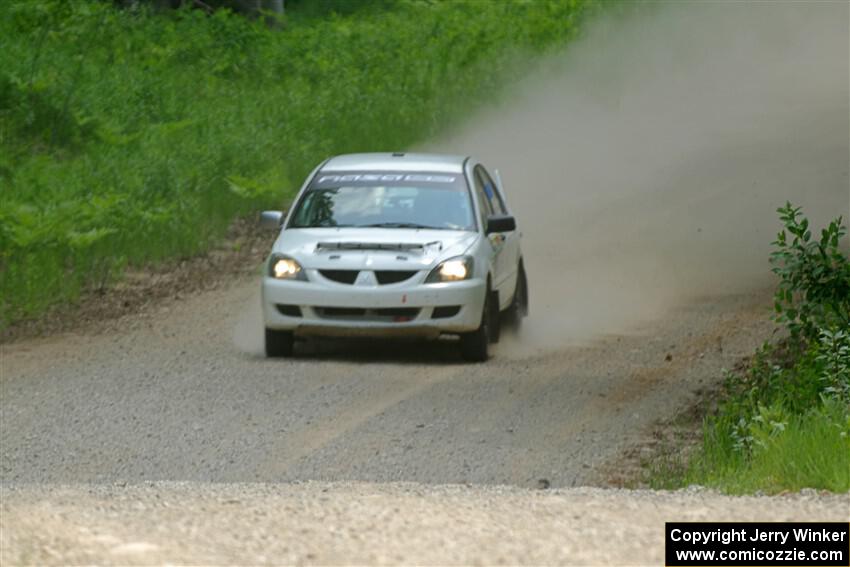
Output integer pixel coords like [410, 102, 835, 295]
[262, 0, 283, 28]
[233, 0, 262, 18]
[266, 0, 283, 15]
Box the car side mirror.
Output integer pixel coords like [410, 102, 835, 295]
[486, 214, 516, 234]
[260, 210, 285, 230]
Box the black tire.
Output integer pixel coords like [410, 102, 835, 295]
[488, 288, 501, 344]
[265, 328, 294, 357]
[460, 288, 493, 362]
[507, 261, 529, 328]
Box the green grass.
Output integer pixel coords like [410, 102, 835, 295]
[674, 399, 850, 494]
[650, 316, 850, 494]
[0, 0, 602, 325]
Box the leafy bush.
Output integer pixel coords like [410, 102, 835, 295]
[0, 0, 601, 325]
[770, 202, 850, 340]
[816, 327, 850, 403]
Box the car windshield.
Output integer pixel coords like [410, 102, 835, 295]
[288, 171, 475, 231]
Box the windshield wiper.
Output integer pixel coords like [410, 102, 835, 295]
[361, 222, 442, 229]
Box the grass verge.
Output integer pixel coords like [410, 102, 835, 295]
[647, 205, 850, 494]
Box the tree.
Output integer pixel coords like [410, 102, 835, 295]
[236, 0, 283, 19]
[114, 1, 284, 19]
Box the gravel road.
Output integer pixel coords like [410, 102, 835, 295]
[6, 275, 843, 565]
[2, 277, 773, 488]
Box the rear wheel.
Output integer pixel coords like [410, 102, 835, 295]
[265, 328, 294, 357]
[488, 288, 501, 343]
[507, 261, 529, 328]
[460, 288, 494, 362]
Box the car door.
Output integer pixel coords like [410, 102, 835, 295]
[470, 165, 499, 285]
[491, 171, 521, 306]
[474, 165, 519, 308]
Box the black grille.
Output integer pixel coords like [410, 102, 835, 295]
[375, 270, 418, 285]
[319, 269, 359, 284]
[314, 307, 420, 320]
[431, 306, 461, 319]
[276, 304, 302, 317]
[376, 308, 419, 317]
[317, 307, 366, 317]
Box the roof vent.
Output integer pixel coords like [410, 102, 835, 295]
[392, 152, 405, 157]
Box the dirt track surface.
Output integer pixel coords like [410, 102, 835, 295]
[2, 483, 848, 566]
[2, 276, 774, 487]
[3, 275, 847, 565]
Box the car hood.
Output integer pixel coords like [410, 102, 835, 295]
[272, 228, 479, 271]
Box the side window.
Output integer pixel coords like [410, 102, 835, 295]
[475, 166, 507, 215]
[472, 169, 494, 231]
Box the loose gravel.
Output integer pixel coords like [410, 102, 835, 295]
[1, 278, 774, 488]
[3, 278, 841, 565]
[2, 482, 847, 565]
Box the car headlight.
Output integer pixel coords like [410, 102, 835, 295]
[268, 254, 307, 281]
[425, 256, 474, 283]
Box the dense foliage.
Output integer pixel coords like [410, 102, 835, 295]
[0, 0, 599, 325]
[654, 206, 850, 493]
[770, 202, 849, 339]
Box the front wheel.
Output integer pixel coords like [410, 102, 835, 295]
[460, 289, 494, 362]
[265, 328, 294, 357]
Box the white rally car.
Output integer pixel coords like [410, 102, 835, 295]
[259, 153, 528, 361]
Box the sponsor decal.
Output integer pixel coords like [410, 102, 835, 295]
[317, 173, 457, 184]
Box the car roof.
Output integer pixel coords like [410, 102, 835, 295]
[320, 153, 468, 174]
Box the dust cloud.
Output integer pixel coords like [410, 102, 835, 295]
[427, 1, 849, 351]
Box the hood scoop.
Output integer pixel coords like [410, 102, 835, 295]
[315, 241, 442, 254]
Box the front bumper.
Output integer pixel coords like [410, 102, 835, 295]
[262, 275, 486, 338]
